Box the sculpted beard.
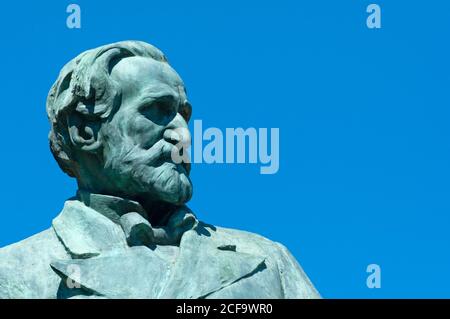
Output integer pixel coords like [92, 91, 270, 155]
[101, 126, 193, 205]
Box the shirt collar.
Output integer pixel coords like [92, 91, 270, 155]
[77, 189, 148, 223]
[52, 190, 197, 259]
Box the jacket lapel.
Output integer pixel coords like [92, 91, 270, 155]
[50, 246, 173, 298]
[51, 204, 268, 299]
[159, 224, 267, 299]
[52, 200, 128, 259]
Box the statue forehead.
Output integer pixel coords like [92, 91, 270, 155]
[110, 56, 185, 98]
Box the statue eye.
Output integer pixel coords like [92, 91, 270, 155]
[139, 96, 177, 125]
[180, 102, 192, 122]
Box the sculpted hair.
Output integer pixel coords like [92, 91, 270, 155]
[46, 41, 168, 177]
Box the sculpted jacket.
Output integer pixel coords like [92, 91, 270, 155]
[0, 192, 320, 299]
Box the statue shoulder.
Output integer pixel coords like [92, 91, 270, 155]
[0, 228, 68, 298]
[208, 224, 321, 298]
[211, 225, 283, 253]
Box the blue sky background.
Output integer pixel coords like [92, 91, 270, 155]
[0, 1, 449, 298]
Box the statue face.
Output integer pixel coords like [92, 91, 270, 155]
[98, 56, 192, 205]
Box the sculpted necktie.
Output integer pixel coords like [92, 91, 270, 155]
[119, 205, 198, 247]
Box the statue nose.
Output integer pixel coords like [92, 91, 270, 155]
[163, 129, 182, 145]
[163, 126, 192, 174]
[164, 113, 191, 146]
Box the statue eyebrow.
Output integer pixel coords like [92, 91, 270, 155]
[137, 92, 179, 111]
[138, 87, 179, 102]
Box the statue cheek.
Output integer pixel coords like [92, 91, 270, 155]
[129, 117, 165, 149]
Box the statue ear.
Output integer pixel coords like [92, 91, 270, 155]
[67, 112, 102, 152]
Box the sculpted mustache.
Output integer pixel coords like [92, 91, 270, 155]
[120, 139, 189, 171]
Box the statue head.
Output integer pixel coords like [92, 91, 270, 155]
[46, 41, 193, 212]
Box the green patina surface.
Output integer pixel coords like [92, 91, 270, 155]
[0, 41, 320, 299]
